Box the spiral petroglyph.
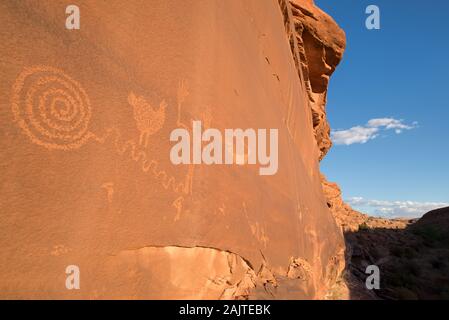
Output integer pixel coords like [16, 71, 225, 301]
[11, 66, 92, 150]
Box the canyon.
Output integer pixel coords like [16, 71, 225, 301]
[2, 0, 445, 300]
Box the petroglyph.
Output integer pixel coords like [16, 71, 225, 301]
[172, 196, 191, 222]
[11, 66, 92, 150]
[172, 196, 183, 221]
[200, 105, 213, 130]
[128, 92, 167, 148]
[217, 203, 226, 216]
[250, 222, 269, 248]
[11, 66, 194, 199]
[101, 182, 114, 203]
[89, 127, 194, 196]
[173, 79, 196, 195]
[50, 244, 71, 256]
[10, 68, 269, 222]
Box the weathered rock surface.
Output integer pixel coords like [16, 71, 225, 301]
[289, 0, 346, 160]
[0, 0, 347, 299]
[321, 175, 367, 232]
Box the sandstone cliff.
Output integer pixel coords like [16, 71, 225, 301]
[281, 0, 354, 236]
[0, 0, 346, 299]
[288, 0, 345, 160]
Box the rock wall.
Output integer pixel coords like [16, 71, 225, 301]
[0, 0, 345, 299]
[288, 0, 345, 160]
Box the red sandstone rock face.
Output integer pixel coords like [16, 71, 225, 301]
[289, 0, 346, 160]
[321, 175, 367, 233]
[0, 0, 345, 299]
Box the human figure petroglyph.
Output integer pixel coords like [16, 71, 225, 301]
[173, 196, 191, 222]
[128, 92, 167, 148]
[174, 79, 196, 194]
[200, 105, 213, 130]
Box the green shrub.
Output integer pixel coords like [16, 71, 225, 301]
[358, 222, 369, 231]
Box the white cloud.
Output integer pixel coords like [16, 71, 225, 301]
[331, 118, 417, 145]
[346, 197, 449, 218]
[367, 118, 414, 130]
[331, 126, 379, 145]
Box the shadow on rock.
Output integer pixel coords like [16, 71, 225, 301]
[343, 206, 449, 300]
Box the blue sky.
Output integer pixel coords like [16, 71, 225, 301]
[315, 0, 449, 217]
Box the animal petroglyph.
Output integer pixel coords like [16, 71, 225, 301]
[90, 127, 194, 196]
[128, 92, 167, 148]
[11, 66, 92, 150]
